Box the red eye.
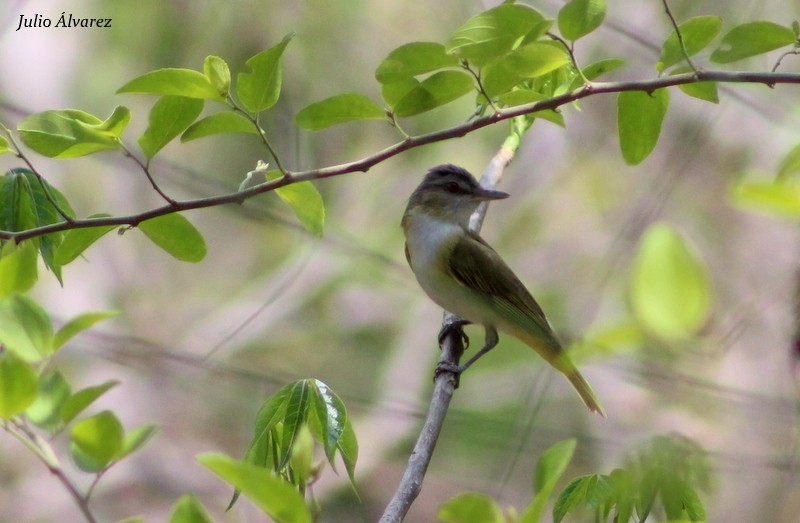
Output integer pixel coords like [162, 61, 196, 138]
[445, 182, 459, 193]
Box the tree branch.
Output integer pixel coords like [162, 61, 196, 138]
[3, 70, 800, 243]
[378, 146, 515, 523]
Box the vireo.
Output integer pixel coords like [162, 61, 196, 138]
[402, 164, 604, 416]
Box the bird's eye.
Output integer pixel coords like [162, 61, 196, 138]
[445, 182, 459, 193]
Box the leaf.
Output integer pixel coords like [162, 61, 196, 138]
[117, 68, 224, 100]
[337, 417, 358, 484]
[295, 93, 385, 131]
[630, 223, 711, 340]
[0, 293, 54, 361]
[169, 494, 214, 523]
[0, 352, 38, 419]
[181, 112, 258, 142]
[26, 371, 70, 430]
[553, 474, 612, 523]
[138, 213, 207, 262]
[236, 33, 294, 113]
[307, 379, 347, 464]
[777, 143, 800, 181]
[392, 71, 474, 117]
[0, 135, 12, 155]
[437, 492, 505, 523]
[710, 21, 796, 63]
[53, 214, 116, 265]
[60, 380, 120, 424]
[198, 453, 312, 523]
[520, 439, 577, 523]
[381, 78, 420, 107]
[558, 0, 606, 41]
[678, 81, 719, 103]
[203, 55, 231, 97]
[503, 43, 571, 78]
[70, 410, 124, 471]
[375, 42, 460, 84]
[494, 90, 564, 126]
[18, 108, 129, 158]
[0, 241, 39, 297]
[266, 171, 325, 236]
[657, 16, 723, 72]
[115, 424, 159, 460]
[138, 96, 204, 159]
[53, 310, 118, 351]
[581, 58, 626, 81]
[617, 89, 669, 165]
[446, 4, 548, 65]
[729, 180, 800, 218]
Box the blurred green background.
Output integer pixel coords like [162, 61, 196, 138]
[1, 0, 799, 521]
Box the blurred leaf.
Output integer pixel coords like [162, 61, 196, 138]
[204, 55, 231, 97]
[26, 371, 70, 430]
[53, 310, 118, 351]
[265, 171, 325, 236]
[553, 474, 612, 523]
[503, 43, 571, 78]
[295, 93, 385, 130]
[437, 492, 504, 523]
[0, 351, 38, 419]
[53, 214, 116, 265]
[520, 439, 577, 523]
[777, 143, 800, 181]
[630, 223, 711, 340]
[617, 89, 669, 165]
[138, 96, 204, 159]
[558, 0, 606, 41]
[181, 112, 258, 141]
[446, 4, 548, 65]
[70, 410, 125, 471]
[375, 42, 459, 84]
[139, 213, 207, 262]
[118, 68, 224, 100]
[169, 494, 214, 523]
[237, 33, 294, 113]
[116, 424, 159, 460]
[393, 71, 474, 117]
[0, 135, 11, 155]
[61, 380, 120, 425]
[0, 293, 54, 361]
[730, 179, 800, 218]
[0, 241, 38, 297]
[18, 107, 128, 158]
[289, 424, 314, 485]
[710, 21, 796, 63]
[199, 453, 312, 523]
[657, 16, 722, 72]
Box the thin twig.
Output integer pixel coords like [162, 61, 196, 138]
[661, 0, 697, 73]
[121, 144, 177, 206]
[378, 146, 515, 523]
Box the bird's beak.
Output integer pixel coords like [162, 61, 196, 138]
[475, 187, 510, 200]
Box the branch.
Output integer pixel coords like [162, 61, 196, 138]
[4, 70, 800, 243]
[378, 146, 514, 523]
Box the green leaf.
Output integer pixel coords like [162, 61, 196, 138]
[61, 380, 119, 424]
[236, 33, 294, 113]
[204, 55, 231, 97]
[494, 90, 564, 126]
[393, 71, 474, 117]
[295, 93, 385, 130]
[181, 112, 258, 142]
[0, 170, 38, 233]
[520, 439, 577, 523]
[0, 241, 39, 297]
[710, 21, 796, 63]
[678, 80, 719, 103]
[26, 371, 70, 430]
[266, 171, 325, 236]
[70, 410, 124, 471]
[0, 351, 38, 419]
[53, 310, 118, 351]
[116, 423, 159, 460]
[117, 68, 224, 100]
[53, 214, 116, 265]
[503, 43, 571, 78]
[558, 0, 606, 41]
[18, 108, 129, 158]
[617, 89, 669, 165]
[138, 213, 207, 262]
[0, 293, 54, 361]
[480, 57, 524, 99]
[198, 453, 312, 523]
[446, 4, 548, 65]
[657, 16, 722, 72]
[777, 143, 800, 181]
[289, 424, 314, 485]
[277, 380, 311, 470]
[630, 223, 711, 340]
[381, 78, 420, 107]
[437, 492, 504, 523]
[307, 379, 347, 465]
[553, 474, 612, 523]
[729, 180, 800, 218]
[337, 418, 358, 484]
[0, 135, 12, 155]
[582, 58, 626, 81]
[169, 494, 214, 523]
[138, 96, 204, 159]
[375, 42, 460, 84]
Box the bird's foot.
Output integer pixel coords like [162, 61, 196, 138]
[437, 319, 471, 349]
[434, 361, 466, 387]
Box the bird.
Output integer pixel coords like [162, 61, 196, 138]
[401, 164, 605, 416]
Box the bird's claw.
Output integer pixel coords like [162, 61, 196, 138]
[434, 361, 465, 388]
[437, 320, 470, 349]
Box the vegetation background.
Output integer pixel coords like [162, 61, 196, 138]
[1, 0, 798, 521]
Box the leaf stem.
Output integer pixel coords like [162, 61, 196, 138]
[661, 0, 697, 73]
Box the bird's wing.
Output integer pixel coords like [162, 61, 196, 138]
[448, 232, 557, 342]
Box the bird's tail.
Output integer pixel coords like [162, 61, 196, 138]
[565, 369, 605, 417]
